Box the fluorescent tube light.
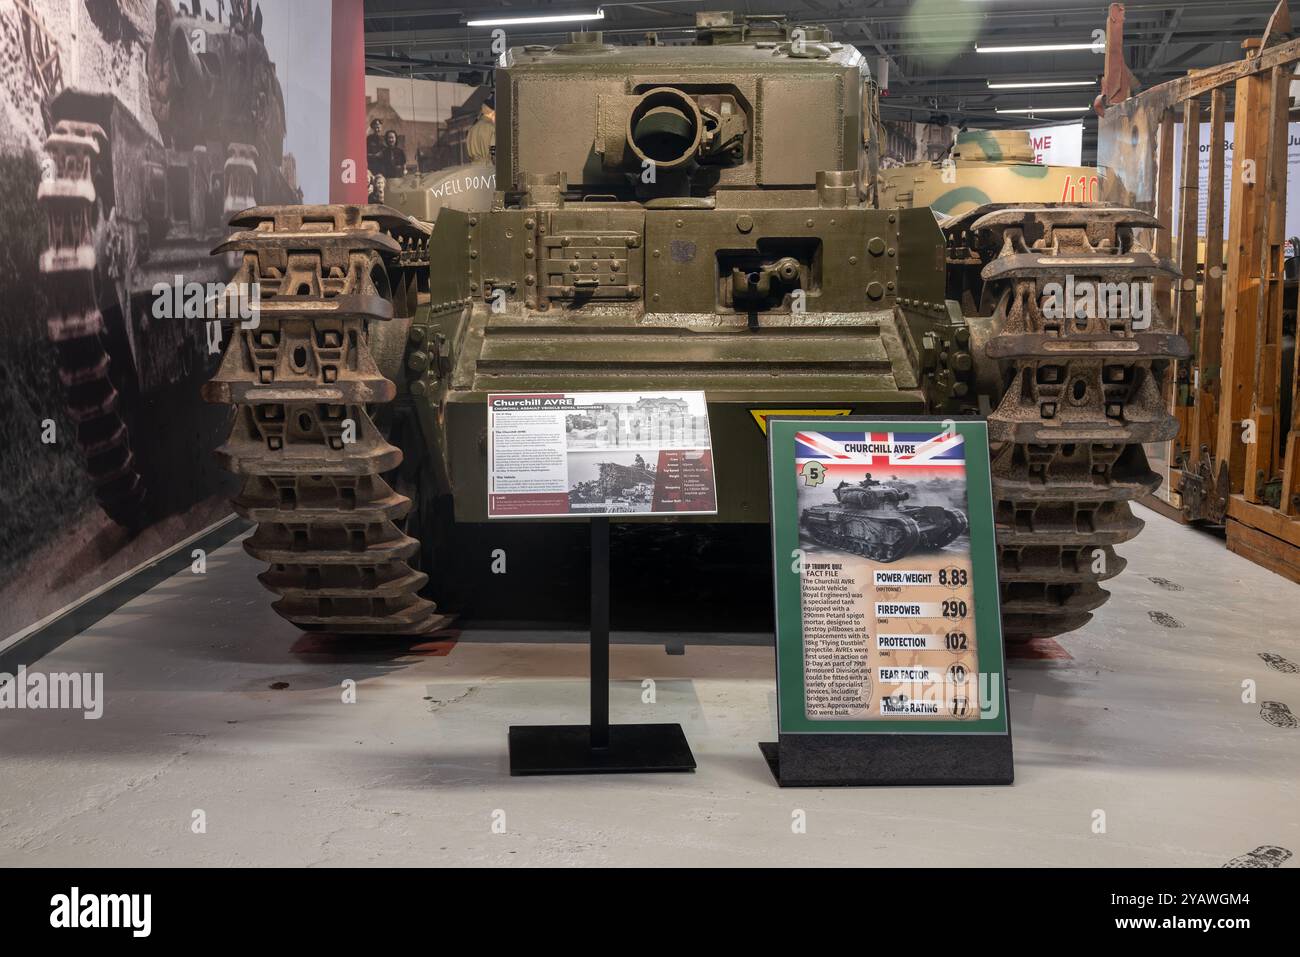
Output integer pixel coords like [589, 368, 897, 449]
[995, 106, 1092, 114]
[987, 80, 1096, 89]
[467, 11, 605, 27]
[976, 42, 1100, 53]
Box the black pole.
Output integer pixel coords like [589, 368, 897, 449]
[507, 514, 692, 774]
[590, 517, 610, 749]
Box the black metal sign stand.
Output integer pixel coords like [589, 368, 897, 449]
[508, 517, 697, 775]
[760, 733, 1013, 787]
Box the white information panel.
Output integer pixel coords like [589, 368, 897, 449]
[487, 391, 717, 519]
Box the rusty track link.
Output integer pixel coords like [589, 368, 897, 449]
[39, 118, 148, 527]
[950, 204, 1190, 643]
[203, 204, 442, 634]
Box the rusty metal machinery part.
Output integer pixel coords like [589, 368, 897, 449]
[1177, 448, 1230, 525]
[950, 203, 1189, 642]
[202, 204, 442, 634]
[39, 118, 148, 527]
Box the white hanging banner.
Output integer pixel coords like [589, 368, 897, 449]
[1025, 123, 1084, 167]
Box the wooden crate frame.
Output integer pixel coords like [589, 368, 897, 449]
[1098, 0, 1300, 578]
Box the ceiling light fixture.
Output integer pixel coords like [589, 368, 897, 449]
[986, 79, 1096, 89]
[976, 42, 1100, 54]
[466, 10, 605, 28]
[995, 106, 1092, 114]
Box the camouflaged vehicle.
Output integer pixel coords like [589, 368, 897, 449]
[880, 129, 1100, 220]
[204, 12, 1187, 645]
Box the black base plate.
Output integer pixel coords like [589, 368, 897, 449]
[760, 733, 1013, 787]
[509, 723, 697, 775]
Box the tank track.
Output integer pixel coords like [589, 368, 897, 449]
[952, 204, 1189, 642]
[918, 507, 969, 550]
[39, 119, 148, 527]
[801, 509, 923, 563]
[202, 204, 443, 634]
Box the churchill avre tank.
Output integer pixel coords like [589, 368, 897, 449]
[801, 476, 968, 562]
[203, 11, 1188, 645]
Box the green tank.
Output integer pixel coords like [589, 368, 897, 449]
[204, 13, 1186, 644]
[382, 162, 497, 225]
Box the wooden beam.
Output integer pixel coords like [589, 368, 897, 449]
[1229, 494, 1300, 548]
[1116, 32, 1300, 108]
[1284, 204, 1300, 515]
[1244, 64, 1293, 502]
[1216, 39, 1269, 495]
[1173, 96, 1201, 463]
[1174, 98, 1201, 344]
[1261, 0, 1295, 51]
[1096, 1, 1135, 111]
[1227, 495, 1300, 584]
[1226, 515, 1300, 583]
[1282, 424, 1300, 515]
[1154, 110, 1176, 321]
[1193, 87, 1227, 463]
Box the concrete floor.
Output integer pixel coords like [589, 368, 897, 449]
[0, 504, 1297, 867]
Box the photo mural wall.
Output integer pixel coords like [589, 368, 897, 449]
[0, 0, 333, 639]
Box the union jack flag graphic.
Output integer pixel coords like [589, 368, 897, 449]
[794, 430, 965, 466]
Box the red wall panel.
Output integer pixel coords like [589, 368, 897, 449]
[330, 0, 367, 203]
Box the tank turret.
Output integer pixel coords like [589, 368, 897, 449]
[832, 476, 909, 509]
[493, 21, 877, 205]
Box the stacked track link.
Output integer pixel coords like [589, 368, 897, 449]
[203, 204, 442, 634]
[39, 118, 148, 527]
[947, 204, 1189, 643]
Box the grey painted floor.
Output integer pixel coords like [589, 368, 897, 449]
[0, 504, 1297, 867]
